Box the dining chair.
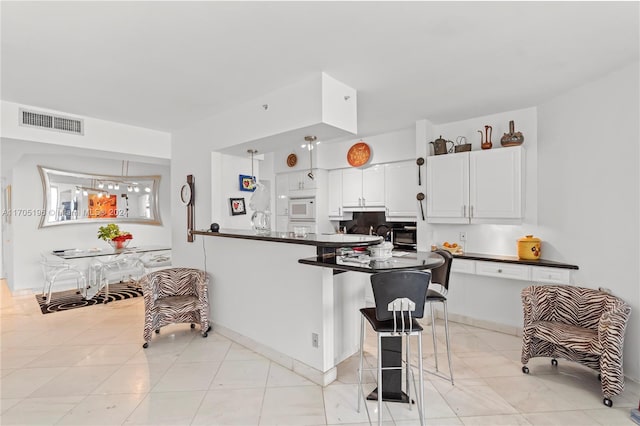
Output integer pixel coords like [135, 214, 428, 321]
[89, 250, 145, 303]
[39, 252, 87, 304]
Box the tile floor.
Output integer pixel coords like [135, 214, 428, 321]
[1, 280, 638, 425]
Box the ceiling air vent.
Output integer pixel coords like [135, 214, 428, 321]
[19, 108, 84, 135]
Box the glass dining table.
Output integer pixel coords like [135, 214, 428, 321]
[52, 245, 171, 301]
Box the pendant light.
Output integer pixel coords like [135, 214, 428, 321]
[247, 149, 258, 186]
[304, 136, 317, 180]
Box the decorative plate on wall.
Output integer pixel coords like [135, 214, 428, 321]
[347, 142, 371, 167]
[286, 153, 297, 167]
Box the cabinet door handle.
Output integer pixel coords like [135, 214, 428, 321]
[463, 205, 467, 217]
[470, 205, 474, 218]
[498, 269, 503, 273]
[338, 207, 341, 215]
[358, 197, 362, 206]
[362, 197, 366, 206]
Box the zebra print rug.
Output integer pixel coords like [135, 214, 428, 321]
[35, 282, 143, 315]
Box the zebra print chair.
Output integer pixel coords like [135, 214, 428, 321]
[521, 285, 631, 407]
[140, 268, 211, 348]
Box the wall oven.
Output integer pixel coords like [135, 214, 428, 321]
[391, 226, 417, 251]
[288, 197, 316, 222]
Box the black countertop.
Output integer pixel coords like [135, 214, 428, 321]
[452, 251, 579, 270]
[299, 251, 445, 273]
[191, 229, 383, 248]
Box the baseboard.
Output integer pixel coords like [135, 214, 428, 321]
[212, 322, 337, 386]
[429, 308, 523, 336]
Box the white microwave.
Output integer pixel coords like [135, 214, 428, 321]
[288, 197, 316, 221]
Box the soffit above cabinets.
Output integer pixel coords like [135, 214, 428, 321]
[218, 73, 357, 156]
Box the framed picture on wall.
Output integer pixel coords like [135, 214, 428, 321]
[239, 175, 256, 192]
[229, 197, 246, 216]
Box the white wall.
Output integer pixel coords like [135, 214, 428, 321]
[537, 61, 639, 381]
[1, 101, 171, 159]
[1, 139, 171, 293]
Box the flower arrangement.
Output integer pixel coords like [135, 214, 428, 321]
[97, 223, 132, 249]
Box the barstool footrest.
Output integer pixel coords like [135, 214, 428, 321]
[366, 387, 413, 404]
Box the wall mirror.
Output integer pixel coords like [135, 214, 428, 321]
[38, 166, 162, 228]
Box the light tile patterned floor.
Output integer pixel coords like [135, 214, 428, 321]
[1, 280, 638, 425]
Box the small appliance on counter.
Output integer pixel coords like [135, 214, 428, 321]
[391, 225, 417, 251]
[518, 235, 542, 260]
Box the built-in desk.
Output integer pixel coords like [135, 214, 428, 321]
[450, 252, 578, 284]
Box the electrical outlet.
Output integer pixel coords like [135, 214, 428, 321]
[312, 333, 319, 348]
[459, 232, 467, 242]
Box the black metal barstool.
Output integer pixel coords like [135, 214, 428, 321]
[357, 270, 431, 426]
[427, 249, 454, 385]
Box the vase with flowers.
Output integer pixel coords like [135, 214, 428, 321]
[97, 223, 133, 250]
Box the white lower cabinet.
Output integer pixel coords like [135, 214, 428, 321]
[452, 258, 573, 284]
[530, 266, 571, 284]
[450, 259, 475, 274]
[475, 261, 530, 281]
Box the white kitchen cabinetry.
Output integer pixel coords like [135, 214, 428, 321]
[426, 146, 523, 223]
[328, 169, 344, 218]
[426, 153, 469, 222]
[288, 170, 317, 191]
[275, 174, 289, 216]
[469, 147, 522, 219]
[342, 166, 385, 209]
[475, 261, 530, 281]
[384, 161, 417, 220]
[451, 258, 573, 285]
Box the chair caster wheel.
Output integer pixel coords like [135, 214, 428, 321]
[551, 358, 558, 366]
[155, 329, 160, 334]
[597, 373, 602, 382]
[522, 366, 529, 374]
[603, 398, 612, 407]
[202, 332, 208, 338]
[143, 342, 149, 349]
[190, 323, 195, 329]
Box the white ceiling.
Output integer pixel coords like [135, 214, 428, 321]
[2, 1, 638, 140]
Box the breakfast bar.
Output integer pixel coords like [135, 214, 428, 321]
[191, 229, 444, 386]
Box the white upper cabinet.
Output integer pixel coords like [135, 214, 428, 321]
[342, 166, 385, 209]
[275, 173, 289, 216]
[469, 147, 522, 219]
[384, 161, 417, 219]
[426, 153, 469, 223]
[362, 167, 385, 207]
[288, 170, 318, 191]
[342, 168, 364, 207]
[328, 169, 343, 217]
[427, 147, 523, 223]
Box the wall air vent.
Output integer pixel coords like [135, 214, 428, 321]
[19, 108, 84, 135]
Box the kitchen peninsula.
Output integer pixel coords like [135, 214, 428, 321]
[191, 228, 443, 385]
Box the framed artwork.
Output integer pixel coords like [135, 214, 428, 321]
[229, 197, 246, 216]
[239, 175, 256, 192]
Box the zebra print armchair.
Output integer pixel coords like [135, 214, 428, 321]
[140, 268, 211, 348]
[521, 285, 631, 407]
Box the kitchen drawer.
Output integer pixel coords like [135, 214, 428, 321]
[451, 259, 475, 274]
[475, 261, 530, 281]
[531, 266, 571, 284]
